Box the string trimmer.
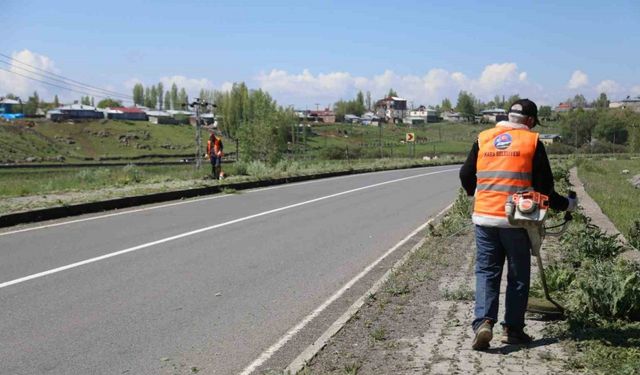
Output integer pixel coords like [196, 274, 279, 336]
[505, 190, 576, 317]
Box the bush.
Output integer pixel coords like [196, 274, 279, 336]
[560, 224, 624, 264]
[566, 259, 640, 323]
[246, 160, 271, 179]
[319, 145, 363, 160]
[580, 140, 628, 154]
[546, 142, 576, 155]
[628, 220, 640, 250]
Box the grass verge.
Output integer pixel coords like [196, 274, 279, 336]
[576, 158, 640, 247]
[533, 162, 640, 375]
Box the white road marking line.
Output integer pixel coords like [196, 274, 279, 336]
[0, 168, 456, 290]
[284, 202, 454, 374]
[0, 167, 442, 237]
[239, 203, 454, 375]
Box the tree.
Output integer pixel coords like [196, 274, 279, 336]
[53, 95, 60, 108]
[150, 85, 158, 109]
[560, 108, 597, 147]
[365, 91, 371, 111]
[387, 88, 398, 97]
[177, 88, 188, 108]
[538, 106, 552, 119]
[133, 83, 144, 106]
[356, 91, 365, 115]
[170, 83, 178, 110]
[163, 90, 171, 111]
[595, 92, 609, 109]
[503, 94, 521, 110]
[81, 96, 91, 105]
[144, 87, 153, 108]
[455, 91, 476, 120]
[571, 94, 588, 108]
[441, 98, 452, 111]
[594, 110, 628, 144]
[24, 91, 40, 116]
[157, 82, 164, 110]
[96, 98, 123, 108]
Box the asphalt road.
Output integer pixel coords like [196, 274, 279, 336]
[0, 165, 460, 374]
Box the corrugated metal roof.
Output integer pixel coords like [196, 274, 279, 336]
[0, 98, 20, 105]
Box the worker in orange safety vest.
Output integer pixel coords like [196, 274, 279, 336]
[206, 131, 224, 179]
[459, 99, 577, 350]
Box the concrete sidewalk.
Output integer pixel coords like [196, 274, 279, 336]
[398, 242, 574, 374]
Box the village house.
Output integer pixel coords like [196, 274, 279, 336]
[46, 104, 103, 121]
[0, 98, 24, 120]
[375, 96, 407, 123]
[539, 134, 562, 145]
[309, 108, 335, 123]
[103, 107, 148, 121]
[403, 105, 439, 125]
[480, 108, 507, 122]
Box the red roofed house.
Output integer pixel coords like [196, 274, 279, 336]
[104, 107, 148, 121]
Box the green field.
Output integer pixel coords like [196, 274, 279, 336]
[577, 157, 640, 238]
[0, 119, 215, 163]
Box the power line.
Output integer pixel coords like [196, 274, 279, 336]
[0, 52, 133, 100]
[0, 67, 133, 103]
[0, 59, 133, 101]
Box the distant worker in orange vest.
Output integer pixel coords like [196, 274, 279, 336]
[459, 99, 576, 350]
[206, 131, 224, 179]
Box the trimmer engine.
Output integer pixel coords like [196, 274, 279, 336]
[505, 190, 550, 226]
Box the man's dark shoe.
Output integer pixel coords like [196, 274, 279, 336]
[500, 326, 533, 345]
[472, 320, 493, 350]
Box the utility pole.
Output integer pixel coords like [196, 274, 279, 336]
[379, 122, 383, 158]
[185, 98, 216, 170]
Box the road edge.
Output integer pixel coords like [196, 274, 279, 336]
[283, 202, 455, 375]
[0, 161, 461, 228]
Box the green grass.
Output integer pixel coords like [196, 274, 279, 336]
[0, 157, 464, 199]
[577, 158, 640, 238]
[0, 119, 233, 163]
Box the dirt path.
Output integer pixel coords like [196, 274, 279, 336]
[303, 227, 575, 374]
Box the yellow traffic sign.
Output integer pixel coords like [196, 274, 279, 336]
[406, 133, 415, 142]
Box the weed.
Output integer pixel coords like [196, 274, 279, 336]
[442, 285, 474, 301]
[628, 219, 640, 250]
[370, 327, 386, 341]
[343, 362, 362, 375]
[222, 187, 238, 194]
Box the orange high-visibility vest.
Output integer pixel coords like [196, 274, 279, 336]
[207, 136, 223, 157]
[472, 123, 538, 227]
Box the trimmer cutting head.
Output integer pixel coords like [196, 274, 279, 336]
[527, 297, 564, 319]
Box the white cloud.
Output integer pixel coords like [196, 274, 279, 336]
[632, 85, 640, 97]
[596, 80, 622, 96]
[256, 63, 541, 107]
[567, 70, 589, 89]
[159, 75, 214, 96]
[0, 49, 60, 99]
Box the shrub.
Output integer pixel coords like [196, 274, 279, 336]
[546, 142, 576, 155]
[246, 160, 271, 179]
[560, 224, 624, 263]
[628, 220, 640, 250]
[566, 259, 640, 324]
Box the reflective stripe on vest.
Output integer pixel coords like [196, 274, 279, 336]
[473, 124, 538, 227]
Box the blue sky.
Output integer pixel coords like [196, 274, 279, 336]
[2, 0, 639, 107]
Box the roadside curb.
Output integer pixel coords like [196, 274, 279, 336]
[284, 202, 454, 375]
[0, 161, 461, 229]
[570, 167, 639, 261]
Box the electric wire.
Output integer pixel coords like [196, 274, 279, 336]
[0, 67, 133, 103]
[0, 59, 132, 101]
[0, 53, 132, 100]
